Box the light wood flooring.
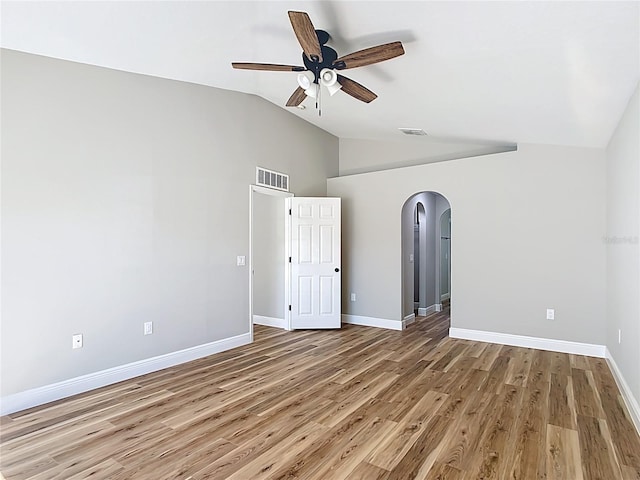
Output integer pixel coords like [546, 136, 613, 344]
[1, 310, 640, 479]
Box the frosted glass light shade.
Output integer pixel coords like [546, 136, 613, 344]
[319, 68, 342, 96]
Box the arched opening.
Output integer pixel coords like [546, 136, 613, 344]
[401, 192, 451, 334]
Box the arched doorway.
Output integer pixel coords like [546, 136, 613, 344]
[401, 192, 451, 331]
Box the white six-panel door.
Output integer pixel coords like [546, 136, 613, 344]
[289, 197, 341, 329]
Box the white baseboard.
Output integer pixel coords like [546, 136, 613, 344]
[435, 304, 443, 312]
[417, 304, 437, 316]
[403, 313, 416, 328]
[605, 348, 640, 435]
[448, 327, 606, 358]
[441, 293, 450, 301]
[253, 315, 286, 329]
[0, 333, 252, 416]
[342, 314, 403, 331]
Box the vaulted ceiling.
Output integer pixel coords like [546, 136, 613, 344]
[2, 1, 638, 148]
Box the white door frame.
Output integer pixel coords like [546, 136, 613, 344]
[249, 185, 293, 341]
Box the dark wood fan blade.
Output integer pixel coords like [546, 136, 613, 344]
[334, 41, 404, 70]
[286, 86, 307, 107]
[232, 62, 306, 72]
[288, 11, 323, 62]
[337, 75, 378, 103]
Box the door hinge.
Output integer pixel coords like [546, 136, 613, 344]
[289, 305, 292, 311]
[289, 208, 292, 215]
[289, 256, 292, 263]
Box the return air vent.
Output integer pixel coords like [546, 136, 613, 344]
[256, 167, 289, 192]
[398, 127, 428, 136]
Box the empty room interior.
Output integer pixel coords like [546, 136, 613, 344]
[1, 1, 640, 479]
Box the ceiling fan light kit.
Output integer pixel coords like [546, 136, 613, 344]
[297, 71, 313, 90]
[320, 68, 342, 96]
[232, 10, 405, 113]
[296, 71, 318, 99]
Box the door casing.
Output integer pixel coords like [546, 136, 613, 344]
[249, 185, 293, 341]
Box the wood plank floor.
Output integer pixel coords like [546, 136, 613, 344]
[2, 310, 639, 479]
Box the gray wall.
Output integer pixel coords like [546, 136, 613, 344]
[439, 209, 452, 300]
[252, 192, 286, 320]
[339, 137, 515, 176]
[605, 82, 639, 405]
[329, 143, 606, 345]
[0, 49, 338, 396]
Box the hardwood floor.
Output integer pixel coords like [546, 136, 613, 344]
[1, 310, 639, 479]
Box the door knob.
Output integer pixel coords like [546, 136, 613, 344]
[335, 268, 340, 272]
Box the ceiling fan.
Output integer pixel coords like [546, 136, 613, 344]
[232, 11, 405, 108]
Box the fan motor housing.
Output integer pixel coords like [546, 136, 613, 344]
[302, 30, 340, 81]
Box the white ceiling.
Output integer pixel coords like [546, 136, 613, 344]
[1, 1, 638, 148]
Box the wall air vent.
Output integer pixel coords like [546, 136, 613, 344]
[398, 128, 428, 136]
[256, 167, 289, 192]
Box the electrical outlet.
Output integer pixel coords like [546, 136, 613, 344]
[72, 334, 83, 349]
[144, 322, 153, 335]
[237, 255, 246, 266]
[546, 309, 555, 320]
[350, 293, 356, 302]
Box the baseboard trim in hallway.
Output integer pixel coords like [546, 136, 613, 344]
[342, 314, 404, 331]
[253, 315, 286, 329]
[342, 310, 434, 331]
[403, 313, 416, 328]
[417, 304, 437, 316]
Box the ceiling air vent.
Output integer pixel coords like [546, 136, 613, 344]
[256, 167, 289, 192]
[398, 127, 428, 136]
